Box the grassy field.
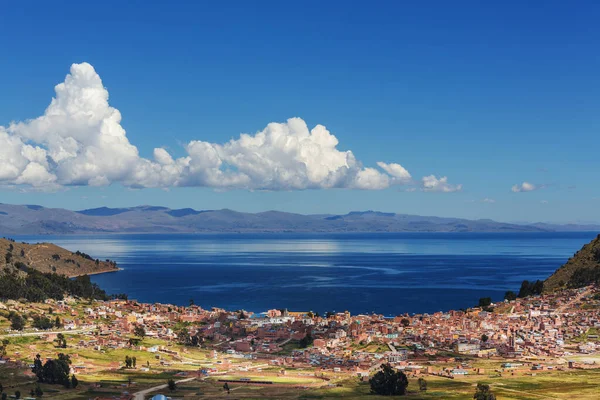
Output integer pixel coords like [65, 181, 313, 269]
[1, 359, 600, 399]
[211, 373, 324, 384]
[278, 340, 304, 355]
[571, 327, 599, 343]
[3, 331, 599, 399]
[170, 369, 600, 399]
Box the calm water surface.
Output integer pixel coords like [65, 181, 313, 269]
[16, 232, 597, 315]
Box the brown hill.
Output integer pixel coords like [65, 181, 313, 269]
[1, 237, 118, 278]
[544, 234, 600, 291]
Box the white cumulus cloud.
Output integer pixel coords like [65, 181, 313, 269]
[376, 162, 412, 184]
[511, 182, 538, 192]
[0, 62, 457, 193]
[421, 175, 463, 193]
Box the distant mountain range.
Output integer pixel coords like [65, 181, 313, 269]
[0, 203, 598, 235]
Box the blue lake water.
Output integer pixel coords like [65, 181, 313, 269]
[16, 232, 598, 316]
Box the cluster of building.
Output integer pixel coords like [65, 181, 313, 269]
[2, 285, 599, 378]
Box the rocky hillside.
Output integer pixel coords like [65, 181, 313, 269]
[0, 237, 118, 278]
[544, 234, 600, 291]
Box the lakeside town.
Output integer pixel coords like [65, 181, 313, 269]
[1, 284, 599, 399]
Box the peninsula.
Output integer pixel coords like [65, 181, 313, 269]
[0, 237, 118, 278]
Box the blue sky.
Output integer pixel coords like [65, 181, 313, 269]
[0, 1, 599, 223]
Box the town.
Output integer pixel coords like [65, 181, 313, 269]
[0, 285, 599, 399]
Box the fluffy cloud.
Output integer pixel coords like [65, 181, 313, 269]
[0, 62, 456, 192]
[482, 198, 496, 203]
[511, 182, 538, 192]
[376, 162, 412, 184]
[421, 175, 462, 193]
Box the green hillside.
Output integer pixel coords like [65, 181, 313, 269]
[544, 234, 600, 291]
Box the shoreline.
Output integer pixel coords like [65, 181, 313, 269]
[8, 231, 600, 240]
[68, 267, 123, 279]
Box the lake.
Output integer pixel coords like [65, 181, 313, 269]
[16, 232, 597, 316]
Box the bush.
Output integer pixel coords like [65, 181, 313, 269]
[504, 291, 517, 301]
[473, 383, 496, 400]
[167, 379, 177, 391]
[568, 267, 600, 288]
[10, 314, 25, 331]
[74, 251, 93, 261]
[33, 316, 53, 330]
[478, 297, 492, 307]
[593, 248, 600, 263]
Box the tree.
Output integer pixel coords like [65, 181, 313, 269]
[473, 383, 496, 400]
[125, 356, 132, 368]
[71, 375, 78, 389]
[132, 356, 137, 368]
[481, 334, 489, 343]
[299, 333, 314, 348]
[133, 325, 146, 338]
[504, 291, 517, 301]
[35, 385, 43, 397]
[223, 382, 230, 394]
[369, 363, 409, 396]
[0, 339, 8, 359]
[518, 280, 544, 298]
[1, 393, 6, 400]
[0, 383, 3, 393]
[32, 354, 43, 381]
[33, 316, 53, 330]
[400, 318, 410, 327]
[177, 328, 190, 345]
[418, 377, 427, 391]
[518, 280, 532, 297]
[14, 391, 20, 399]
[167, 379, 177, 391]
[55, 333, 67, 348]
[10, 314, 25, 331]
[54, 316, 62, 328]
[478, 297, 492, 308]
[34, 354, 71, 387]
